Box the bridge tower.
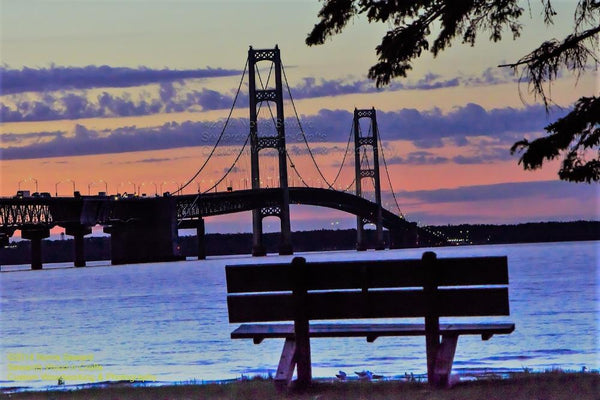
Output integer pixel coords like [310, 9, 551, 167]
[354, 107, 384, 251]
[248, 45, 292, 256]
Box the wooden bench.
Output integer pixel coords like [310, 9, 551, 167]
[226, 251, 514, 388]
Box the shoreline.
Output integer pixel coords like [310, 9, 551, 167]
[3, 367, 597, 393]
[3, 371, 599, 400]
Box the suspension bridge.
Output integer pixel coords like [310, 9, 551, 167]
[0, 46, 447, 269]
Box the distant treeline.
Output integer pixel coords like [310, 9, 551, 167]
[430, 221, 600, 245]
[1, 221, 598, 266]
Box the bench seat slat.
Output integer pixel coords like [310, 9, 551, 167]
[231, 322, 516, 340]
[227, 288, 510, 323]
[226, 256, 508, 293]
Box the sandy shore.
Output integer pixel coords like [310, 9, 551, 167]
[2, 372, 598, 400]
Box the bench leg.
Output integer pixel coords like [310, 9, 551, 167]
[294, 320, 312, 388]
[425, 315, 440, 385]
[432, 335, 459, 388]
[274, 338, 296, 391]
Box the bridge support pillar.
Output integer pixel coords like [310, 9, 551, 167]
[353, 108, 384, 251]
[196, 218, 206, 260]
[278, 229, 293, 256]
[248, 46, 293, 257]
[0, 229, 15, 249]
[252, 211, 266, 257]
[356, 222, 367, 251]
[21, 227, 50, 270]
[65, 225, 92, 267]
[105, 197, 182, 265]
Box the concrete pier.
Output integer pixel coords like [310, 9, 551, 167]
[356, 220, 367, 251]
[105, 197, 182, 265]
[196, 218, 206, 260]
[21, 227, 50, 270]
[65, 225, 92, 267]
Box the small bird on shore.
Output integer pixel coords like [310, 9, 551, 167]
[335, 370, 347, 380]
[355, 370, 373, 381]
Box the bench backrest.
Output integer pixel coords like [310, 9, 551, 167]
[226, 252, 509, 323]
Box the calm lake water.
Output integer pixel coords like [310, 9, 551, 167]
[1, 241, 598, 389]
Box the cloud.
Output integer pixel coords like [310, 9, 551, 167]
[398, 180, 598, 204]
[40, 160, 69, 165]
[1, 130, 63, 144]
[0, 65, 242, 94]
[288, 144, 345, 156]
[386, 151, 450, 165]
[289, 68, 513, 99]
[0, 66, 521, 122]
[0, 87, 250, 123]
[1, 119, 254, 160]
[1, 103, 561, 161]
[376, 103, 560, 148]
[393, 180, 599, 224]
[452, 147, 513, 164]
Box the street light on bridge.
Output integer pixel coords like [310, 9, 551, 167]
[138, 182, 158, 196]
[117, 181, 137, 196]
[18, 177, 39, 193]
[55, 181, 61, 197]
[159, 181, 181, 196]
[87, 180, 108, 196]
[98, 180, 108, 194]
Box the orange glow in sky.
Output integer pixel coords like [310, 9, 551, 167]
[1, 1, 598, 231]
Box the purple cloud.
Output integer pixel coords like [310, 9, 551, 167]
[1, 103, 561, 161]
[0, 65, 242, 94]
[398, 180, 598, 204]
[386, 151, 449, 165]
[1, 67, 520, 123]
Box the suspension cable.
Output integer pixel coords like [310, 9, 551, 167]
[257, 62, 317, 190]
[286, 151, 310, 187]
[329, 121, 354, 190]
[203, 62, 276, 194]
[344, 177, 356, 192]
[202, 133, 251, 193]
[375, 124, 405, 218]
[281, 62, 339, 190]
[175, 57, 249, 194]
[177, 132, 250, 222]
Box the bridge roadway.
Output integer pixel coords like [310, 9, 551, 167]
[0, 187, 443, 267]
[177, 187, 414, 232]
[1, 187, 412, 230]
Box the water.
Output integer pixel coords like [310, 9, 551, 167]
[1, 241, 598, 389]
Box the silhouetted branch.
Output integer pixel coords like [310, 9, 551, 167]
[499, 25, 600, 109]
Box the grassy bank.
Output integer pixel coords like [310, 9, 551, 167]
[3, 372, 599, 400]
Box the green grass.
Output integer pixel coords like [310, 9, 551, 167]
[3, 372, 598, 400]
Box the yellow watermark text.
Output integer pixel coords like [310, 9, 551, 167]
[4, 353, 156, 384]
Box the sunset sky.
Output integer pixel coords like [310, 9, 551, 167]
[1, 0, 598, 234]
